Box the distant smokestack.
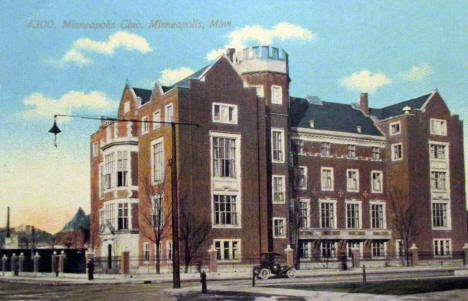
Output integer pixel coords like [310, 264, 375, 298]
[6, 206, 10, 238]
[360, 93, 369, 115]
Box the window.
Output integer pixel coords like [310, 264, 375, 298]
[321, 142, 330, 156]
[104, 203, 116, 229]
[433, 239, 451, 256]
[142, 116, 149, 134]
[99, 164, 104, 197]
[272, 175, 285, 203]
[167, 241, 173, 261]
[273, 218, 286, 238]
[292, 139, 304, 155]
[431, 171, 447, 191]
[320, 241, 336, 258]
[347, 145, 356, 158]
[213, 194, 238, 226]
[346, 202, 361, 229]
[271, 85, 282, 104]
[430, 119, 447, 136]
[271, 129, 284, 162]
[299, 241, 311, 259]
[371, 171, 383, 193]
[321, 167, 334, 191]
[347, 242, 362, 258]
[372, 147, 381, 160]
[320, 200, 336, 229]
[92, 142, 98, 158]
[165, 103, 174, 122]
[104, 153, 114, 189]
[124, 101, 130, 113]
[118, 203, 128, 230]
[346, 169, 359, 192]
[389, 121, 401, 135]
[432, 202, 449, 228]
[212, 137, 237, 177]
[370, 203, 385, 229]
[213, 103, 237, 124]
[152, 139, 164, 183]
[254, 85, 264, 97]
[430, 143, 447, 160]
[117, 151, 128, 187]
[214, 239, 240, 261]
[153, 110, 161, 129]
[391, 143, 403, 161]
[298, 200, 309, 228]
[395, 240, 405, 257]
[152, 194, 164, 228]
[295, 166, 307, 189]
[372, 241, 385, 257]
[143, 243, 150, 261]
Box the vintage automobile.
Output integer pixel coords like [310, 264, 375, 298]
[253, 252, 296, 280]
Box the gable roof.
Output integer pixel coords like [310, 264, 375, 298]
[290, 97, 383, 136]
[369, 93, 432, 120]
[61, 208, 90, 231]
[132, 88, 153, 105]
[166, 64, 212, 90]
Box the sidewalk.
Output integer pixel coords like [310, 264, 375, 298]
[0, 265, 466, 286]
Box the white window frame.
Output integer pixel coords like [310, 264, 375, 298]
[151, 137, 165, 184]
[429, 142, 448, 161]
[347, 144, 356, 158]
[271, 128, 285, 163]
[142, 116, 149, 134]
[433, 239, 451, 257]
[143, 242, 150, 262]
[299, 241, 311, 260]
[431, 201, 451, 230]
[319, 199, 337, 229]
[165, 103, 174, 123]
[347, 242, 363, 258]
[346, 169, 359, 192]
[273, 217, 287, 239]
[272, 175, 286, 204]
[153, 110, 161, 130]
[271, 85, 282, 105]
[320, 241, 337, 259]
[389, 121, 401, 136]
[92, 142, 98, 158]
[430, 118, 447, 136]
[152, 193, 164, 229]
[391, 143, 403, 161]
[372, 147, 381, 161]
[212, 103, 238, 124]
[321, 142, 331, 156]
[370, 201, 386, 229]
[371, 170, 383, 194]
[210, 132, 241, 180]
[298, 199, 310, 228]
[431, 170, 448, 191]
[345, 200, 362, 229]
[295, 166, 308, 190]
[166, 241, 173, 262]
[212, 193, 241, 229]
[116, 151, 129, 188]
[214, 239, 241, 262]
[320, 167, 334, 191]
[371, 241, 386, 258]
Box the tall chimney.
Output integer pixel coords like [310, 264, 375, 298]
[6, 206, 10, 238]
[360, 93, 369, 115]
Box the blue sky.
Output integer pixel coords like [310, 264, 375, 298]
[0, 0, 467, 232]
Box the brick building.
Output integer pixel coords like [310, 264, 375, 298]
[90, 46, 466, 270]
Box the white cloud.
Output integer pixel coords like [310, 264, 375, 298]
[206, 22, 316, 61]
[401, 64, 432, 81]
[158, 67, 194, 86]
[21, 90, 118, 121]
[339, 70, 390, 93]
[47, 31, 152, 68]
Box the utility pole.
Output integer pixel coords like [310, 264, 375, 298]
[6, 207, 10, 238]
[171, 123, 181, 288]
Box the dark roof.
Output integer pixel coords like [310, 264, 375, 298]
[289, 97, 383, 136]
[132, 88, 152, 105]
[369, 93, 432, 120]
[167, 64, 212, 90]
[62, 208, 90, 231]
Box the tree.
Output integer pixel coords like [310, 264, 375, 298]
[179, 202, 210, 273]
[388, 188, 419, 266]
[139, 172, 172, 274]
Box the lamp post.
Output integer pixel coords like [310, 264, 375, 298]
[49, 114, 199, 289]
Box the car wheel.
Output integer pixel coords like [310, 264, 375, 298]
[286, 268, 296, 279]
[259, 268, 271, 280]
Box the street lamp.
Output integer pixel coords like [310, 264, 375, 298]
[49, 114, 199, 289]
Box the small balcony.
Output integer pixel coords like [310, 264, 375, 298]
[299, 228, 391, 240]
